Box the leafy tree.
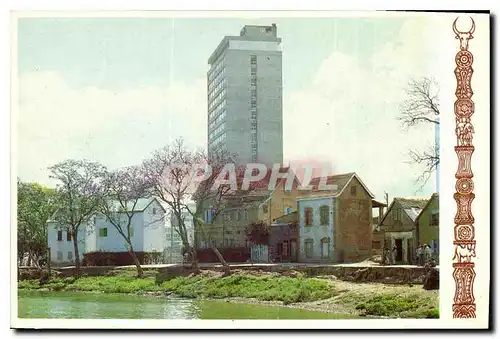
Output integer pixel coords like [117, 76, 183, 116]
[100, 166, 151, 277]
[17, 180, 57, 267]
[48, 160, 107, 273]
[398, 77, 440, 187]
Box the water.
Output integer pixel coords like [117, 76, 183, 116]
[18, 291, 356, 319]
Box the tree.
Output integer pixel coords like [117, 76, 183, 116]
[48, 159, 107, 273]
[398, 77, 440, 186]
[143, 139, 242, 276]
[17, 180, 57, 267]
[100, 166, 151, 277]
[143, 139, 205, 272]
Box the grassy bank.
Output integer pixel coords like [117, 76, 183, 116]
[18, 269, 439, 318]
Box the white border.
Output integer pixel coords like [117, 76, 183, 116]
[6, 5, 493, 331]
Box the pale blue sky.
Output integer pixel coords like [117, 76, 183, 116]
[17, 16, 437, 201]
[18, 18, 403, 90]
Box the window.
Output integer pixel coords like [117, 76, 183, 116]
[305, 239, 313, 258]
[236, 210, 241, 221]
[67, 251, 73, 261]
[321, 238, 330, 259]
[152, 208, 157, 215]
[57, 251, 63, 261]
[263, 204, 268, 214]
[431, 212, 439, 226]
[99, 228, 108, 237]
[431, 239, 439, 254]
[244, 209, 248, 221]
[320, 206, 329, 225]
[304, 208, 313, 226]
[57, 230, 63, 241]
[66, 231, 72, 242]
[351, 186, 357, 196]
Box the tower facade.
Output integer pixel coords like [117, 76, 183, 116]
[207, 24, 283, 166]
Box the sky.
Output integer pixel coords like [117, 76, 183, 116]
[16, 15, 439, 203]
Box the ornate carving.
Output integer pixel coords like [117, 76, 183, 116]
[452, 16, 476, 319]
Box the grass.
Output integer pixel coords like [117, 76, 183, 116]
[18, 271, 337, 305]
[18, 270, 439, 318]
[160, 274, 337, 304]
[355, 294, 419, 316]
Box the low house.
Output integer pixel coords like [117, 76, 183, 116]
[297, 172, 377, 263]
[379, 196, 429, 264]
[47, 197, 167, 265]
[47, 221, 86, 265]
[197, 167, 301, 262]
[248, 211, 299, 263]
[415, 193, 439, 262]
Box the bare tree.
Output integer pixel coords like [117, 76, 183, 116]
[48, 159, 107, 273]
[398, 77, 440, 187]
[100, 166, 151, 277]
[143, 139, 202, 272]
[143, 139, 243, 276]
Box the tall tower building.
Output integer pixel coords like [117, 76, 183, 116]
[207, 24, 283, 166]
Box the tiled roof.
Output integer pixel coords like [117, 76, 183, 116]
[297, 172, 374, 199]
[396, 197, 429, 210]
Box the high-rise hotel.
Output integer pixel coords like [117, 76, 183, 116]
[207, 24, 283, 166]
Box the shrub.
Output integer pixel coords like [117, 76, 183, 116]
[356, 294, 419, 316]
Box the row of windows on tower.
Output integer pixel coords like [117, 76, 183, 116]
[208, 78, 227, 101]
[208, 109, 226, 129]
[208, 88, 226, 111]
[208, 99, 226, 120]
[210, 132, 226, 147]
[208, 55, 226, 82]
[208, 67, 226, 93]
[208, 122, 225, 141]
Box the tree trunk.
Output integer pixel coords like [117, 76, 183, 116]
[189, 246, 200, 274]
[128, 244, 144, 277]
[211, 246, 230, 277]
[72, 229, 81, 275]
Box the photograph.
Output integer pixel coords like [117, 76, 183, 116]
[10, 10, 490, 329]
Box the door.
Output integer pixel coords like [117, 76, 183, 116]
[251, 244, 269, 263]
[290, 240, 297, 262]
[407, 239, 413, 264]
[395, 239, 403, 263]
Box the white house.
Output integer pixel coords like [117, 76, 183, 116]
[47, 197, 167, 265]
[47, 220, 87, 265]
[164, 203, 196, 264]
[297, 196, 335, 263]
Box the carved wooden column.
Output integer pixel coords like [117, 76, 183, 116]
[452, 17, 476, 318]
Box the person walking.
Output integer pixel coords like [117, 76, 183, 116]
[424, 244, 432, 265]
[416, 245, 424, 266]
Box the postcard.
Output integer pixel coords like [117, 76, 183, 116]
[10, 10, 490, 330]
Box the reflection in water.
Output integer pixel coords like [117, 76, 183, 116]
[18, 291, 357, 320]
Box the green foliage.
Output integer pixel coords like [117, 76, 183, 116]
[18, 272, 336, 304]
[355, 294, 419, 316]
[425, 308, 439, 318]
[17, 180, 57, 262]
[161, 274, 337, 304]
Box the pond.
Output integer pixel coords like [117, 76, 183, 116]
[18, 291, 357, 319]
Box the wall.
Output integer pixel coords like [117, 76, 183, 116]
[93, 213, 144, 253]
[297, 197, 334, 263]
[142, 199, 166, 252]
[47, 221, 86, 264]
[336, 177, 373, 262]
[224, 47, 283, 166]
[418, 195, 439, 259]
